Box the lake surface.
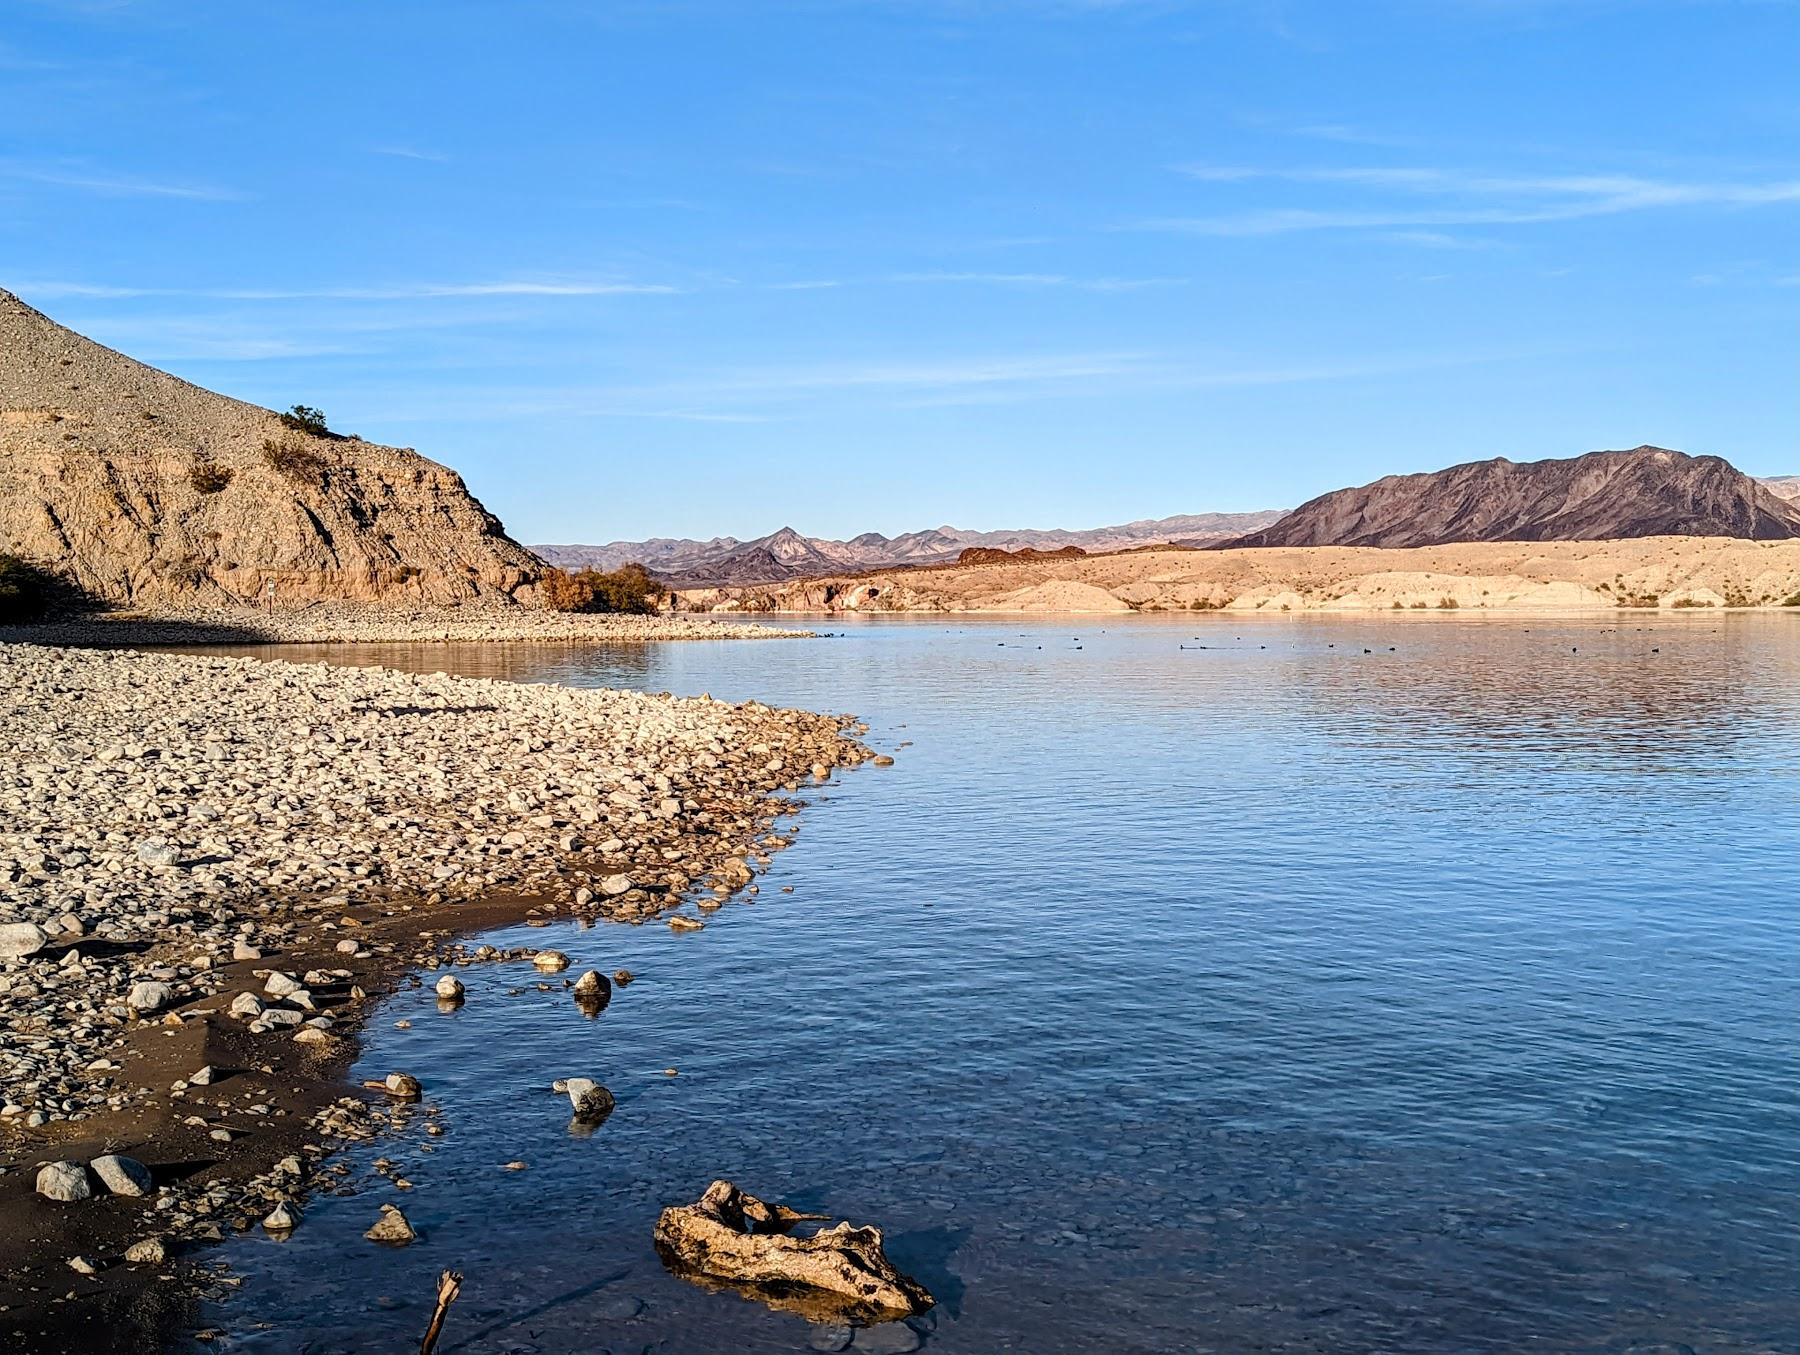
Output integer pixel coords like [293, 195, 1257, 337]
[178, 615, 1800, 1354]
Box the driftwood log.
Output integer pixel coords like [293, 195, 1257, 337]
[653, 1180, 933, 1321]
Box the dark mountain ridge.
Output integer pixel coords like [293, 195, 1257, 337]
[1224, 447, 1800, 550]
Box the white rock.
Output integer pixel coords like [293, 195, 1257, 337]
[126, 980, 173, 1014]
[90, 1153, 153, 1197]
[599, 873, 634, 896]
[434, 974, 464, 999]
[263, 971, 302, 997]
[36, 1161, 90, 1202]
[0, 922, 48, 958]
[124, 1237, 167, 1265]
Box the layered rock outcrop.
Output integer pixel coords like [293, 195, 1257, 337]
[0, 289, 544, 605]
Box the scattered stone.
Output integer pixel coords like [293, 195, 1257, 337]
[434, 974, 465, 1000]
[232, 940, 262, 961]
[668, 916, 704, 932]
[36, 1161, 91, 1202]
[90, 1154, 153, 1197]
[263, 971, 303, 998]
[532, 950, 570, 973]
[613, 968, 635, 986]
[135, 839, 180, 867]
[599, 873, 634, 896]
[189, 1064, 216, 1086]
[229, 992, 264, 1018]
[67, 1255, 100, 1276]
[124, 1237, 168, 1265]
[126, 980, 174, 1015]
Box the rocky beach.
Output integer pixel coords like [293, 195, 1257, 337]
[0, 603, 807, 649]
[0, 640, 871, 1349]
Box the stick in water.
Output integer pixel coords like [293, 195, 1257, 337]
[419, 1269, 463, 1355]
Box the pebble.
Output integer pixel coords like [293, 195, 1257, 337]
[66, 1255, 99, 1276]
[124, 1237, 167, 1265]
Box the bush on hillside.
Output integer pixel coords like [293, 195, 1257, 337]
[541, 563, 668, 614]
[261, 437, 329, 483]
[278, 404, 331, 436]
[189, 461, 235, 494]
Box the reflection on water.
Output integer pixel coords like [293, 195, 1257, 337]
[176, 616, 1800, 1353]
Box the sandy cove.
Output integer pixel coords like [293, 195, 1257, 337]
[697, 535, 1800, 614]
[0, 602, 808, 649]
[0, 642, 873, 1350]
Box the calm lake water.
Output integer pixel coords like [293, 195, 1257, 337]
[177, 615, 1800, 1354]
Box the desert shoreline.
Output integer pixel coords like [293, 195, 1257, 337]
[0, 641, 871, 1350]
[686, 535, 1800, 617]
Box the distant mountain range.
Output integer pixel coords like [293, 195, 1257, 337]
[535, 511, 1286, 587]
[1225, 447, 1800, 549]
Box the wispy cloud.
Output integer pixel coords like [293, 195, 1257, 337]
[367, 145, 449, 163]
[1145, 164, 1800, 235]
[885, 271, 1188, 291]
[9, 278, 680, 300]
[0, 160, 243, 201]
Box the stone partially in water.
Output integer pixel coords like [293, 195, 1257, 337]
[434, 973, 465, 1000]
[533, 950, 570, 973]
[36, 1161, 90, 1202]
[263, 1201, 301, 1233]
[380, 1072, 422, 1100]
[653, 1180, 932, 1321]
[566, 1077, 615, 1124]
[365, 1203, 415, 1245]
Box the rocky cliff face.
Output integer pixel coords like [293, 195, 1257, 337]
[0, 289, 544, 606]
[1224, 447, 1800, 550]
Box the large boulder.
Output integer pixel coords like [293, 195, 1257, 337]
[90, 1153, 153, 1197]
[36, 1161, 91, 1202]
[653, 1180, 932, 1321]
[0, 922, 47, 958]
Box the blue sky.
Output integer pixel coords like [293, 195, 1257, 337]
[3, 0, 1796, 542]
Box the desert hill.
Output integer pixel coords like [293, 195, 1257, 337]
[0, 289, 544, 606]
[1224, 446, 1800, 550]
[536, 510, 1284, 587]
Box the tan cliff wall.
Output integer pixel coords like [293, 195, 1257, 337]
[0, 290, 545, 606]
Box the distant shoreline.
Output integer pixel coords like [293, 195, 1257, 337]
[0, 603, 812, 649]
[681, 535, 1800, 617]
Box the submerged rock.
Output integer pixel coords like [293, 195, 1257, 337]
[653, 1180, 932, 1321]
